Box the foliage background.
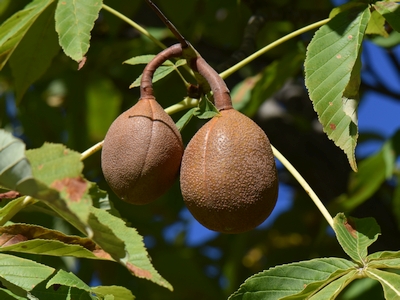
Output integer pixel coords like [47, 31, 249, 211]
[1, 0, 400, 299]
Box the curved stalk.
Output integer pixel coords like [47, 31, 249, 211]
[271, 145, 334, 229]
[102, 4, 193, 89]
[190, 56, 232, 111]
[219, 18, 330, 80]
[141, 44, 183, 98]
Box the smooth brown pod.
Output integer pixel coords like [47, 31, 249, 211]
[180, 109, 278, 233]
[101, 44, 184, 205]
[101, 97, 183, 204]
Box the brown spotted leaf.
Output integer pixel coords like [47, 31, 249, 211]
[25, 143, 92, 234]
[0, 224, 111, 260]
[304, 6, 371, 171]
[333, 213, 381, 264]
[0, 133, 171, 290]
[0, 132, 90, 230]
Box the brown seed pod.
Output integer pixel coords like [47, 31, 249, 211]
[180, 56, 278, 233]
[180, 109, 278, 233]
[101, 44, 184, 204]
[101, 97, 183, 204]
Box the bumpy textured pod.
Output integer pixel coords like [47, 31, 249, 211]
[180, 54, 278, 233]
[101, 97, 183, 204]
[180, 109, 278, 233]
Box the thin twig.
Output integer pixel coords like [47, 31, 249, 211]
[102, 4, 166, 49]
[145, 0, 189, 47]
[80, 141, 104, 161]
[271, 145, 334, 229]
[219, 18, 330, 79]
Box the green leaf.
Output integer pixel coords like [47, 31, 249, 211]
[193, 97, 220, 119]
[366, 10, 389, 37]
[26, 143, 83, 187]
[0, 0, 11, 16]
[0, 0, 54, 70]
[55, 0, 102, 62]
[374, 2, 400, 33]
[230, 73, 261, 112]
[0, 197, 26, 225]
[371, 30, 400, 48]
[228, 257, 355, 300]
[0, 130, 37, 196]
[333, 131, 400, 212]
[123, 54, 156, 65]
[329, 2, 366, 19]
[175, 107, 197, 131]
[46, 269, 90, 292]
[9, 1, 59, 102]
[32, 281, 92, 300]
[308, 270, 357, 300]
[333, 213, 381, 264]
[368, 251, 400, 269]
[129, 59, 186, 88]
[91, 286, 135, 300]
[282, 268, 355, 300]
[366, 269, 400, 299]
[0, 288, 26, 300]
[338, 278, 382, 300]
[239, 49, 304, 117]
[0, 253, 54, 291]
[88, 207, 173, 290]
[86, 77, 122, 141]
[304, 6, 371, 171]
